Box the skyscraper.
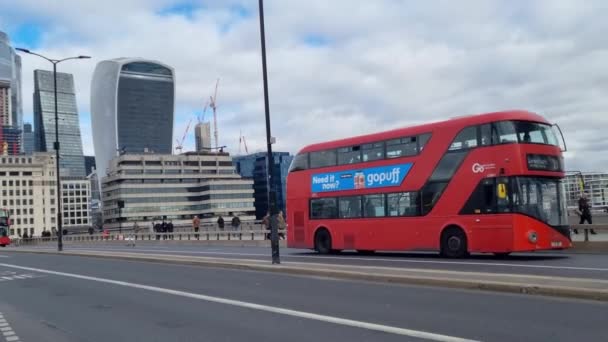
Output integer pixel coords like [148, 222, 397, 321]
[90, 58, 175, 178]
[195, 122, 212, 151]
[84, 155, 96, 176]
[33, 70, 86, 177]
[0, 31, 23, 155]
[22, 123, 34, 154]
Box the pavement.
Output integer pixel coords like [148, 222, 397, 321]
[0, 252, 606, 341]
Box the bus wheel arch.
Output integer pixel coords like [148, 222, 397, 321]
[314, 227, 333, 254]
[440, 225, 469, 258]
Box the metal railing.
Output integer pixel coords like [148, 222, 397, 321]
[12, 228, 284, 246]
[569, 225, 608, 242]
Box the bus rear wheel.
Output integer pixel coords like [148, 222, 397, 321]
[314, 229, 332, 255]
[440, 227, 468, 258]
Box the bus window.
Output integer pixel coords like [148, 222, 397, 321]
[310, 150, 337, 168]
[495, 121, 518, 144]
[418, 133, 432, 152]
[337, 146, 362, 165]
[310, 198, 337, 219]
[338, 196, 362, 218]
[361, 142, 384, 162]
[289, 153, 309, 172]
[387, 192, 419, 216]
[514, 121, 559, 146]
[363, 194, 386, 217]
[386, 137, 417, 158]
[449, 126, 478, 151]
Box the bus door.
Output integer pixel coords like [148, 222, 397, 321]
[462, 177, 513, 252]
[288, 199, 308, 247]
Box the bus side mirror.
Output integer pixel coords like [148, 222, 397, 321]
[497, 183, 507, 199]
[553, 123, 567, 152]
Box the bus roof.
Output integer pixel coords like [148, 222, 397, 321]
[299, 110, 549, 154]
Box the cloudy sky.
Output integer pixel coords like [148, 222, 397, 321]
[1, 0, 607, 171]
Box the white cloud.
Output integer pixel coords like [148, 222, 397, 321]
[3, 0, 608, 171]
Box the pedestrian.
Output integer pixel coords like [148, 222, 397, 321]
[161, 219, 168, 240]
[167, 220, 174, 240]
[217, 215, 225, 231]
[154, 221, 162, 240]
[262, 212, 271, 240]
[230, 213, 241, 237]
[88, 226, 94, 235]
[193, 215, 200, 240]
[576, 193, 597, 235]
[277, 210, 287, 240]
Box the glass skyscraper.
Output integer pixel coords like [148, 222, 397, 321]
[33, 70, 86, 177]
[0, 31, 23, 155]
[22, 123, 34, 154]
[90, 58, 175, 179]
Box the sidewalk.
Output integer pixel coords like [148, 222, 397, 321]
[7, 248, 608, 302]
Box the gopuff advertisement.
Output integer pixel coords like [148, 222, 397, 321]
[311, 163, 413, 193]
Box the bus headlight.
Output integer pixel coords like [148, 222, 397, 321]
[528, 231, 538, 244]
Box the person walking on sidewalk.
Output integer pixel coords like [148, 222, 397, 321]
[230, 213, 241, 238]
[277, 210, 287, 240]
[575, 193, 597, 235]
[217, 215, 225, 231]
[193, 215, 201, 240]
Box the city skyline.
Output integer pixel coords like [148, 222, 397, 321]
[2, 1, 608, 172]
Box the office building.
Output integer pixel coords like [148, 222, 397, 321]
[233, 152, 293, 218]
[101, 152, 254, 229]
[1, 126, 21, 155]
[0, 31, 23, 155]
[33, 70, 86, 177]
[61, 178, 91, 232]
[84, 155, 96, 176]
[0, 153, 58, 237]
[195, 122, 212, 151]
[87, 170, 103, 229]
[91, 58, 175, 179]
[22, 123, 34, 154]
[564, 172, 608, 209]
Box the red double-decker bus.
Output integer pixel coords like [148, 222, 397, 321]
[0, 208, 11, 247]
[286, 110, 571, 257]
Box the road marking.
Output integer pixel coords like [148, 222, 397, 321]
[0, 312, 20, 341]
[71, 247, 608, 272]
[0, 263, 476, 342]
[0, 256, 9, 258]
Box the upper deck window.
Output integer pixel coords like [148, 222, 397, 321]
[361, 142, 384, 162]
[386, 136, 418, 158]
[310, 150, 337, 168]
[338, 146, 362, 165]
[288, 153, 309, 172]
[514, 121, 559, 146]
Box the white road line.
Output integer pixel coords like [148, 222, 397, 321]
[0, 262, 476, 342]
[0, 312, 19, 341]
[71, 247, 608, 272]
[0, 255, 10, 258]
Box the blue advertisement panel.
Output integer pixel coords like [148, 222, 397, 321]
[311, 163, 413, 193]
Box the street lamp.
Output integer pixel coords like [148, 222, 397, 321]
[15, 48, 90, 252]
[258, 0, 280, 264]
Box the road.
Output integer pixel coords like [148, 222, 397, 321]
[20, 243, 608, 280]
[0, 252, 605, 342]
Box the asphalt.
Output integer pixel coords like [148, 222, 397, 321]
[0, 252, 606, 341]
[20, 243, 608, 280]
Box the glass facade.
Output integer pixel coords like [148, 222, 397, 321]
[117, 75, 174, 153]
[0, 31, 23, 155]
[233, 152, 293, 218]
[22, 123, 34, 154]
[33, 70, 85, 178]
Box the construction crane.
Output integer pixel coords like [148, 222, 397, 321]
[199, 100, 209, 123]
[238, 130, 249, 155]
[209, 78, 220, 149]
[175, 118, 193, 154]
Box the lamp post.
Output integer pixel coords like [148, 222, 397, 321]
[258, 0, 280, 264]
[15, 48, 90, 252]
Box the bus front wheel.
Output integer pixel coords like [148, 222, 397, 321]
[440, 227, 468, 258]
[314, 229, 332, 255]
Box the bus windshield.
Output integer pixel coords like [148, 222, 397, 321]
[511, 177, 567, 226]
[497, 121, 559, 146]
